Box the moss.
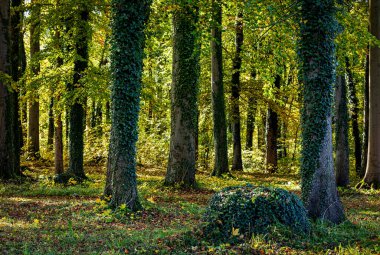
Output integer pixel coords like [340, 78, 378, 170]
[202, 184, 310, 243]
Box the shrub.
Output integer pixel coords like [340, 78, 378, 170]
[202, 184, 310, 243]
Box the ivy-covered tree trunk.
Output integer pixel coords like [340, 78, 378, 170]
[299, 0, 345, 223]
[335, 75, 349, 187]
[66, 4, 90, 180]
[346, 58, 362, 177]
[104, 0, 151, 210]
[28, 0, 40, 159]
[265, 75, 280, 173]
[0, 0, 21, 180]
[210, 0, 228, 177]
[364, 0, 380, 188]
[230, 10, 243, 171]
[165, 2, 199, 187]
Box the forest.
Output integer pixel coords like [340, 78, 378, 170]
[0, 0, 379, 254]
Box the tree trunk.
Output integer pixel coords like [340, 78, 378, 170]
[210, 0, 228, 177]
[335, 75, 349, 187]
[104, 0, 151, 210]
[28, 0, 40, 159]
[246, 71, 257, 150]
[66, 5, 90, 180]
[0, 0, 22, 179]
[258, 108, 266, 152]
[346, 58, 362, 176]
[299, 0, 345, 223]
[55, 113, 64, 175]
[165, 2, 199, 187]
[364, 0, 380, 188]
[361, 52, 369, 178]
[47, 98, 54, 147]
[231, 10, 243, 171]
[265, 75, 280, 173]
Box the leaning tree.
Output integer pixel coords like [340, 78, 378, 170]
[298, 0, 345, 223]
[104, 0, 151, 210]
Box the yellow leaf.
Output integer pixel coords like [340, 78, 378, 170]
[232, 227, 239, 236]
[147, 197, 155, 203]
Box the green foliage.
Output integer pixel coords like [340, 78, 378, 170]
[202, 184, 310, 243]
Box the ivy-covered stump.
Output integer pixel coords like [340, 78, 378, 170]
[202, 185, 310, 243]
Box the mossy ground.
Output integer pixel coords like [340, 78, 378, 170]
[0, 161, 379, 254]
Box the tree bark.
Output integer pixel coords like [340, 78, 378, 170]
[165, 2, 199, 187]
[231, 10, 243, 171]
[299, 0, 345, 223]
[364, 0, 380, 188]
[66, 5, 90, 180]
[28, 0, 40, 159]
[0, 0, 22, 179]
[246, 71, 257, 151]
[361, 52, 369, 178]
[335, 75, 349, 187]
[55, 113, 64, 175]
[105, 0, 151, 210]
[265, 75, 280, 173]
[345, 58, 362, 177]
[210, 0, 228, 177]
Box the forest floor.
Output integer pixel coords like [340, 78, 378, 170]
[0, 161, 379, 254]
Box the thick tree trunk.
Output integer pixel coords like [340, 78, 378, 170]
[47, 98, 54, 147]
[105, 0, 151, 210]
[361, 52, 369, 178]
[346, 58, 362, 176]
[165, 3, 199, 187]
[66, 5, 89, 180]
[299, 0, 345, 223]
[257, 108, 266, 152]
[231, 10, 243, 171]
[28, 0, 40, 159]
[0, 0, 22, 179]
[335, 75, 349, 187]
[364, 0, 380, 188]
[265, 75, 280, 173]
[210, 0, 228, 177]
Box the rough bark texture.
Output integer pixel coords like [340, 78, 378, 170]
[66, 5, 89, 179]
[165, 2, 199, 187]
[361, 52, 369, 178]
[28, 0, 40, 159]
[299, 0, 345, 223]
[210, 0, 228, 177]
[231, 10, 243, 171]
[364, 0, 380, 188]
[0, 0, 21, 179]
[105, 0, 151, 210]
[346, 58, 362, 176]
[335, 75, 350, 187]
[265, 75, 280, 173]
[245, 98, 256, 150]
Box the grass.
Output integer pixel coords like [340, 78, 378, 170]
[0, 161, 379, 254]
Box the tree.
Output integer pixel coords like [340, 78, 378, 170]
[104, 0, 151, 210]
[345, 57, 361, 176]
[0, 0, 22, 180]
[28, 0, 41, 159]
[65, 3, 90, 180]
[230, 9, 243, 171]
[265, 75, 280, 173]
[165, 1, 199, 187]
[364, 0, 380, 188]
[299, 0, 345, 223]
[335, 75, 349, 187]
[210, 0, 228, 177]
